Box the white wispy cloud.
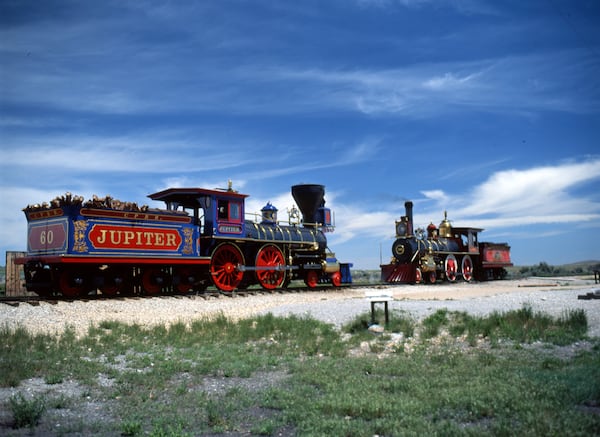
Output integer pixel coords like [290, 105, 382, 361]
[422, 71, 481, 90]
[4, 13, 596, 118]
[269, 49, 598, 117]
[402, 159, 600, 235]
[0, 133, 259, 174]
[460, 159, 600, 217]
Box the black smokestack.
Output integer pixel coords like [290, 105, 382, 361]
[291, 184, 325, 224]
[405, 201, 413, 236]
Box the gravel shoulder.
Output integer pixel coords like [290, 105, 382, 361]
[1, 277, 599, 338]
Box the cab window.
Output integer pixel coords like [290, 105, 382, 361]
[229, 202, 241, 221]
[217, 199, 229, 220]
[217, 199, 242, 222]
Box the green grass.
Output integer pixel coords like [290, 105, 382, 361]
[8, 392, 46, 428]
[0, 307, 599, 435]
[420, 305, 589, 346]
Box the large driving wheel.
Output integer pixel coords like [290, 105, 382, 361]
[255, 245, 286, 290]
[211, 243, 244, 292]
[415, 267, 422, 284]
[445, 254, 458, 283]
[58, 269, 88, 298]
[461, 255, 473, 282]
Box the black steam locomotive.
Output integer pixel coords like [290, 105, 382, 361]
[16, 183, 351, 297]
[381, 201, 512, 284]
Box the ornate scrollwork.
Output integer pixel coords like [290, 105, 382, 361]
[72, 220, 89, 253]
[182, 228, 194, 254]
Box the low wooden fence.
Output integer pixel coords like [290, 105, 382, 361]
[4, 251, 28, 296]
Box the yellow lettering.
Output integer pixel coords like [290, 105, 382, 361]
[155, 233, 165, 246]
[110, 230, 122, 245]
[166, 233, 176, 247]
[123, 231, 135, 245]
[97, 229, 107, 244]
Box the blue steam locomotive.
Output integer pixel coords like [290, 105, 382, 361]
[17, 183, 351, 297]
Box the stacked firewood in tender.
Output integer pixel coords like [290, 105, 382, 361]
[83, 195, 148, 211]
[23, 192, 85, 212]
[23, 193, 149, 212]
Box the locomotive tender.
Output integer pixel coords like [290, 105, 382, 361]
[381, 201, 512, 284]
[16, 183, 351, 297]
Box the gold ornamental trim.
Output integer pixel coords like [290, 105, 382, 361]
[73, 220, 89, 253]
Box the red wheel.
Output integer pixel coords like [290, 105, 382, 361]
[304, 270, 319, 288]
[445, 254, 458, 282]
[141, 268, 166, 294]
[255, 245, 286, 290]
[58, 269, 87, 298]
[461, 255, 473, 282]
[415, 267, 422, 284]
[99, 267, 126, 296]
[211, 244, 244, 292]
[174, 268, 195, 293]
[330, 271, 342, 287]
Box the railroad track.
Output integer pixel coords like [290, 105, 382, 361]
[0, 284, 357, 307]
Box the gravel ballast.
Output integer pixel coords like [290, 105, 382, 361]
[1, 277, 599, 338]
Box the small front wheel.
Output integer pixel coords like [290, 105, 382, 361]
[330, 271, 342, 287]
[304, 271, 319, 288]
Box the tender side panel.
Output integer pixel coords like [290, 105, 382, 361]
[82, 219, 197, 257]
[480, 243, 512, 267]
[27, 218, 69, 254]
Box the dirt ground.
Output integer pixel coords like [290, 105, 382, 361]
[1, 276, 598, 435]
[386, 276, 599, 299]
[1, 276, 598, 338]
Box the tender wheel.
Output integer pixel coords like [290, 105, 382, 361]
[58, 269, 88, 298]
[255, 245, 286, 290]
[174, 267, 195, 293]
[141, 268, 167, 294]
[304, 270, 319, 288]
[445, 254, 458, 283]
[211, 243, 244, 292]
[330, 271, 342, 287]
[461, 255, 473, 282]
[98, 267, 127, 296]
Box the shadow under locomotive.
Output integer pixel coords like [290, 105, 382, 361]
[381, 201, 512, 284]
[16, 183, 352, 298]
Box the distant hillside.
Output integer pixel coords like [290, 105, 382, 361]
[507, 260, 600, 279]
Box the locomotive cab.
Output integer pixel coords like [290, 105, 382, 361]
[149, 185, 248, 241]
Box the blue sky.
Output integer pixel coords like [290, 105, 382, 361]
[1, 0, 599, 269]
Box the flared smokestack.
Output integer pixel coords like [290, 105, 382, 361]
[291, 184, 325, 224]
[405, 201, 413, 236]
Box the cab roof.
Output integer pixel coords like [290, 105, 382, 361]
[148, 187, 248, 208]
